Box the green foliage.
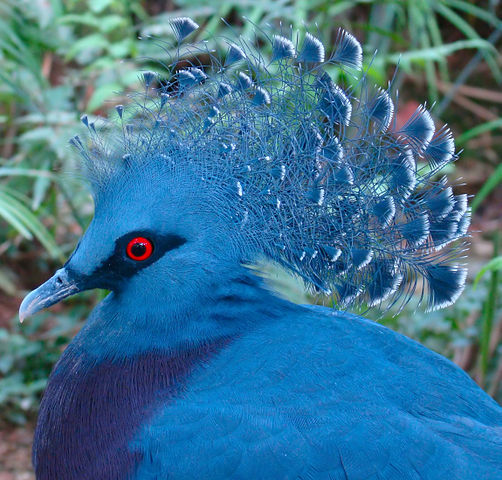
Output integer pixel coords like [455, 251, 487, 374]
[0, 304, 87, 424]
[0, 186, 63, 260]
[474, 256, 502, 288]
[0, 0, 501, 422]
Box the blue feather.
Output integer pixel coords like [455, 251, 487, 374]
[160, 93, 169, 107]
[451, 196, 471, 238]
[142, 71, 156, 88]
[236, 72, 254, 90]
[272, 35, 296, 61]
[69, 135, 83, 150]
[332, 29, 363, 69]
[452, 193, 468, 218]
[318, 72, 352, 126]
[115, 105, 124, 118]
[423, 263, 467, 311]
[333, 165, 354, 185]
[335, 282, 362, 306]
[424, 126, 456, 169]
[307, 183, 325, 206]
[350, 248, 373, 270]
[398, 105, 435, 150]
[457, 210, 471, 236]
[269, 164, 286, 181]
[217, 82, 232, 98]
[320, 245, 342, 262]
[177, 70, 197, 89]
[373, 196, 396, 227]
[398, 214, 430, 248]
[429, 215, 460, 250]
[253, 87, 271, 106]
[390, 150, 416, 200]
[69, 17, 470, 312]
[170, 17, 199, 42]
[320, 139, 343, 163]
[226, 44, 246, 66]
[367, 259, 402, 306]
[425, 184, 455, 219]
[298, 32, 325, 63]
[368, 89, 394, 132]
[188, 67, 207, 84]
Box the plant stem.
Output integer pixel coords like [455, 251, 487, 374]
[480, 232, 500, 387]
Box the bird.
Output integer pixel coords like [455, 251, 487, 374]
[19, 16, 502, 480]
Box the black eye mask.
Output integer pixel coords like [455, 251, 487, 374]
[66, 231, 187, 290]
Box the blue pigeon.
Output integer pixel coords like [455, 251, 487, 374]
[19, 17, 502, 479]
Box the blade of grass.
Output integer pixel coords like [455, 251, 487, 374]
[427, 10, 450, 83]
[384, 39, 496, 69]
[435, 3, 501, 82]
[444, 0, 502, 29]
[474, 256, 502, 289]
[0, 167, 58, 179]
[456, 118, 502, 146]
[0, 188, 63, 260]
[480, 235, 500, 386]
[420, 13, 439, 102]
[436, 25, 502, 116]
[470, 162, 502, 214]
[0, 195, 33, 239]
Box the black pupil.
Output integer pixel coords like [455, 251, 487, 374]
[131, 242, 147, 257]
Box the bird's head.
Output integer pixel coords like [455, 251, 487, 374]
[20, 17, 471, 322]
[19, 157, 248, 322]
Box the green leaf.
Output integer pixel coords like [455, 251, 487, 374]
[444, 0, 502, 29]
[474, 256, 502, 289]
[435, 4, 501, 82]
[382, 39, 496, 69]
[0, 188, 63, 259]
[456, 118, 502, 146]
[0, 194, 33, 239]
[471, 163, 502, 214]
[108, 38, 134, 58]
[86, 82, 121, 112]
[0, 167, 58, 180]
[18, 127, 55, 144]
[99, 15, 127, 33]
[89, 0, 113, 14]
[66, 34, 109, 61]
[59, 13, 100, 29]
[32, 160, 52, 210]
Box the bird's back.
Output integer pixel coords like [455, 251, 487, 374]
[133, 303, 502, 479]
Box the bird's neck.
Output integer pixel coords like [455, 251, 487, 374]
[34, 269, 292, 479]
[72, 267, 284, 359]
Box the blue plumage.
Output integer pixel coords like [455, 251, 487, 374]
[225, 43, 247, 66]
[169, 17, 199, 42]
[331, 29, 363, 69]
[272, 34, 296, 61]
[19, 17, 502, 479]
[299, 32, 325, 63]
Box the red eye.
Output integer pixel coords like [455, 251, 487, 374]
[126, 237, 153, 261]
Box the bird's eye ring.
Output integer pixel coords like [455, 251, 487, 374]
[126, 237, 154, 261]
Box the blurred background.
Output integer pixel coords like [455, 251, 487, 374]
[0, 0, 501, 477]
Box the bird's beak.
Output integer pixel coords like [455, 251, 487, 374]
[19, 267, 81, 323]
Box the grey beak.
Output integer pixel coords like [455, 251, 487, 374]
[19, 268, 80, 323]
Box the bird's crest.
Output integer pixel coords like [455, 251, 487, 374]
[72, 17, 470, 312]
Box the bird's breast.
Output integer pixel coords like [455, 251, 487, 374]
[32, 336, 232, 480]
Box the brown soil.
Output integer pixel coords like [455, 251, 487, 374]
[0, 425, 34, 480]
